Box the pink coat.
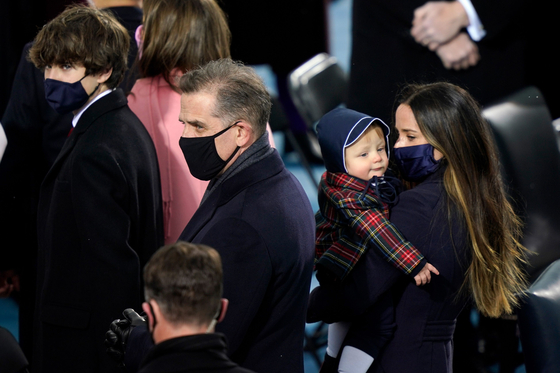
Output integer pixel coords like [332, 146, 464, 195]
[129, 76, 208, 244]
[128, 75, 276, 244]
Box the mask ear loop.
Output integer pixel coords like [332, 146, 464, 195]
[205, 302, 223, 333]
[77, 74, 100, 98]
[147, 301, 157, 331]
[212, 121, 242, 167]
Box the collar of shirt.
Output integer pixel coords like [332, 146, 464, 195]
[72, 88, 114, 127]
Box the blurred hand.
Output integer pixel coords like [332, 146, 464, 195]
[414, 262, 440, 286]
[105, 308, 146, 367]
[436, 32, 480, 70]
[411, 1, 469, 50]
[0, 270, 20, 298]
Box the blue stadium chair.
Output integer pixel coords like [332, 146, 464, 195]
[0, 326, 29, 373]
[518, 259, 560, 373]
[482, 86, 560, 280]
[288, 53, 347, 129]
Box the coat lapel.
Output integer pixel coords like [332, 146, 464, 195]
[179, 186, 222, 242]
[179, 149, 285, 241]
[42, 89, 128, 184]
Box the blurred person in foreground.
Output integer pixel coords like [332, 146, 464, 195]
[135, 241, 256, 373]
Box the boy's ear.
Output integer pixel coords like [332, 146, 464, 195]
[96, 67, 113, 85]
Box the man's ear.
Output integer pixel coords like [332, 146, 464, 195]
[233, 121, 254, 148]
[96, 67, 113, 85]
[217, 298, 229, 323]
[142, 301, 155, 330]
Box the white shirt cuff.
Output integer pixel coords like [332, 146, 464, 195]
[457, 0, 486, 41]
[0, 123, 7, 161]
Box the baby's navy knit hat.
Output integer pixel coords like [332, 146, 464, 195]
[316, 107, 390, 174]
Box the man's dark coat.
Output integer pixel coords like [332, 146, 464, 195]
[179, 150, 316, 373]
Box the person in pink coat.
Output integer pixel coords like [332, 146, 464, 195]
[129, 75, 208, 244]
[128, 0, 274, 243]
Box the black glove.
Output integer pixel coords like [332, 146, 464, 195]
[315, 264, 340, 287]
[105, 308, 147, 367]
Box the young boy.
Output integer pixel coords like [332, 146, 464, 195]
[28, 5, 163, 372]
[314, 107, 438, 372]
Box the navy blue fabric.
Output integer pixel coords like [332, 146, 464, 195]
[308, 167, 470, 373]
[316, 107, 390, 174]
[44, 76, 91, 114]
[179, 150, 315, 373]
[127, 150, 315, 373]
[393, 143, 441, 182]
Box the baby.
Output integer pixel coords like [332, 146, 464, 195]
[314, 107, 438, 372]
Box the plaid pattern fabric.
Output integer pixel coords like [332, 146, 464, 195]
[315, 171, 424, 281]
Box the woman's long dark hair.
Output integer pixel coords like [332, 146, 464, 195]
[398, 82, 527, 317]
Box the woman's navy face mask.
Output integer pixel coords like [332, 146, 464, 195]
[393, 143, 440, 181]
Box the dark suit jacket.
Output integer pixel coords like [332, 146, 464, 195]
[348, 0, 527, 124]
[309, 167, 469, 373]
[179, 150, 316, 373]
[33, 89, 163, 373]
[138, 333, 256, 373]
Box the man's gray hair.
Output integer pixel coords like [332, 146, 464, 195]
[179, 58, 271, 138]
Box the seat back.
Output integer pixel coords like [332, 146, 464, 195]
[482, 86, 560, 279]
[518, 259, 560, 373]
[0, 326, 28, 373]
[288, 53, 347, 128]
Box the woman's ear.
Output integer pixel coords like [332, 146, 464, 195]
[433, 147, 444, 161]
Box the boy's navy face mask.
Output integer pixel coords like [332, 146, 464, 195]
[393, 143, 440, 181]
[44, 75, 98, 114]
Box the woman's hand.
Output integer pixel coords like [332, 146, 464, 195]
[414, 263, 440, 286]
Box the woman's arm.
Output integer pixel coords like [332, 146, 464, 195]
[308, 185, 437, 323]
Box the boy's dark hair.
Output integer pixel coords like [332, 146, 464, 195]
[179, 58, 271, 138]
[29, 5, 130, 89]
[143, 241, 223, 327]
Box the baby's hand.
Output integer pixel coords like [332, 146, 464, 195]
[414, 263, 440, 286]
